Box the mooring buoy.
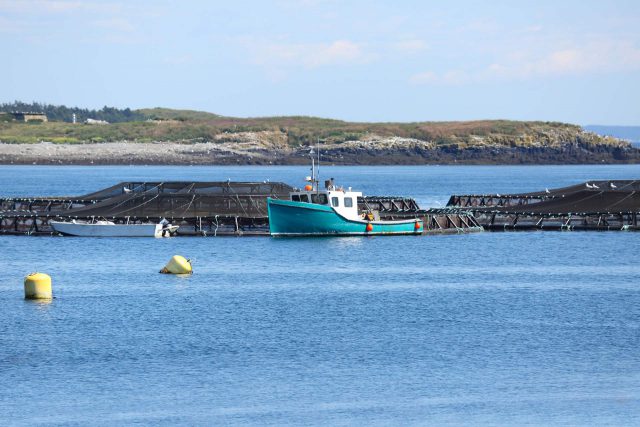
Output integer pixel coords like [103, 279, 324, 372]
[24, 272, 52, 300]
[160, 255, 192, 274]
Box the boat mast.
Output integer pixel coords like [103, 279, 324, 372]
[309, 139, 322, 191]
[309, 146, 315, 190]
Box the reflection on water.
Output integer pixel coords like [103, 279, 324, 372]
[329, 236, 366, 249]
[24, 298, 53, 307]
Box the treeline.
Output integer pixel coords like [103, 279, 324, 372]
[0, 101, 147, 123]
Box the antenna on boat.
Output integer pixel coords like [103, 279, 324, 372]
[316, 137, 321, 192]
[309, 146, 315, 189]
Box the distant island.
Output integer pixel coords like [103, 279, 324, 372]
[0, 101, 638, 165]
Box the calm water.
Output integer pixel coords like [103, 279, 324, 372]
[0, 165, 639, 426]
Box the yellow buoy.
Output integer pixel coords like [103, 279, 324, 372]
[24, 272, 52, 300]
[160, 255, 192, 274]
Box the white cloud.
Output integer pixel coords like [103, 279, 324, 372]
[276, 0, 336, 7]
[487, 40, 640, 79]
[392, 39, 427, 54]
[307, 40, 367, 67]
[409, 71, 437, 85]
[523, 25, 543, 33]
[410, 38, 640, 86]
[163, 54, 193, 65]
[94, 18, 134, 33]
[409, 70, 470, 85]
[459, 18, 498, 35]
[247, 39, 373, 69]
[243, 36, 429, 73]
[0, 15, 25, 32]
[0, 0, 135, 42]
[0, 0, 121, 14]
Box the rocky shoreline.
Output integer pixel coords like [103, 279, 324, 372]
[2, 116, 638, 165]
[1, 139, 639, 165]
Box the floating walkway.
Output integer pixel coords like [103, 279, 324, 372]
[362, 197, 482, 234]
[0, 181, 480, 236]
[447, 180, 640, 231]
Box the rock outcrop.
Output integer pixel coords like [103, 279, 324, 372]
[0, 122, 638, 165]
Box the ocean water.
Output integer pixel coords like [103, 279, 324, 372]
[0, 165, 639, 426]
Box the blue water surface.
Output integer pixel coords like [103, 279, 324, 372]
[0, 165, 639, 426]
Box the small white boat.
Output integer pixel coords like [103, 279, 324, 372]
[50, 219, 179, 238]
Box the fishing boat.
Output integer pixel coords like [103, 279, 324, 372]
[50, 219, 179, 237]
[267, 147, 422, 236]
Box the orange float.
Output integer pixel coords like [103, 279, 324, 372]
[304, 184, 313, 191]
[366, 223, 373, 232]
[414, 221, 421, 230]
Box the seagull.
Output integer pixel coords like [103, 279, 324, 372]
[586, 183, 594, 189]
[123, 187, 132, 193]
[545, 188, 550, 194]
[610, 182, 617, 189]
[592, 183, 599, 189]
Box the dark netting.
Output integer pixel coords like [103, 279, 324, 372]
[454, 180, 640, 214]
[46, 182, 293, 218]
[513, 180, 640, 197]
[490, 190, 640, 214]
[76, 181, 293, 200]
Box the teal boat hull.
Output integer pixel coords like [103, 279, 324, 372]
[267, 198, 422, 236]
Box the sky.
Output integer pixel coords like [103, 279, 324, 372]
[1, 0, 639, 125]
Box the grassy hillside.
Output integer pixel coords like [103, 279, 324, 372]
[137, 108, 221, 121]
[0, 107, 628, 150]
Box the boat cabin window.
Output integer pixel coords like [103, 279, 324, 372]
[344, 197, 353, 208]
[291, 194, 300, 201]
[331, 196, 339, 207]
[311, 194, 328, 205]
[299, 194, 309, 203]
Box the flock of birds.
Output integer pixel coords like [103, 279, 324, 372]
[584, 182, 618, 189]
[541, 181, 618, 194]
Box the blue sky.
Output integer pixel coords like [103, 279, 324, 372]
[1, 0, 639, 124]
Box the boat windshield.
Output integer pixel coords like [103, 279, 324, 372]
[311, 194, 328, 205]
[291, 194, 310, 202]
